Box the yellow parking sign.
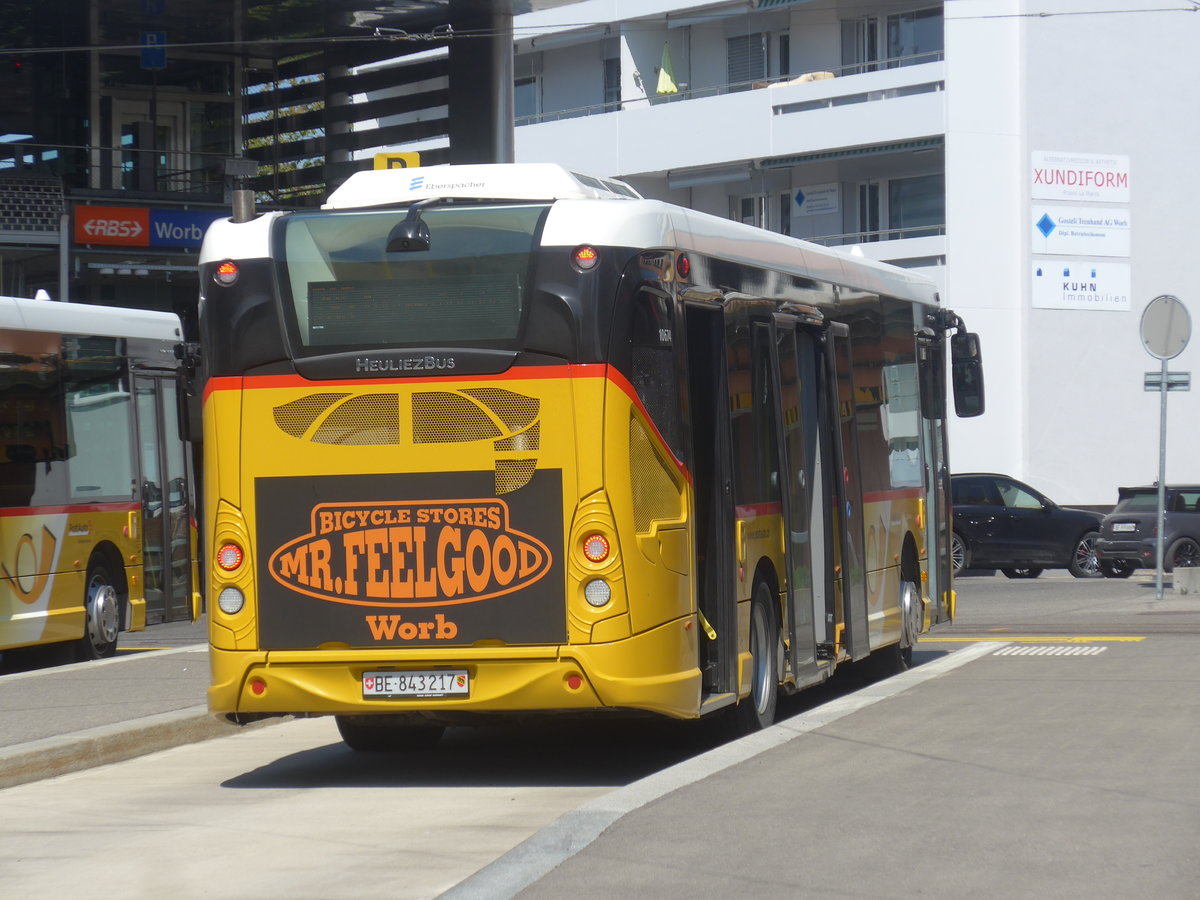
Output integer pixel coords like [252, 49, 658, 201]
[374, 152, 421, 170]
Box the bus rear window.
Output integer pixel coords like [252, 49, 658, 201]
[280, 203, 548, 352]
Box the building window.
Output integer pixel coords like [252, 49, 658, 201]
[733, 194, 767, 229]
[603, 56, 621, 112]
[515, 53, 542, 120]
[887, 8, 944, 64]
[728, 34, 766, 88]
[888, 173, 944, 235]
[841, 7, 942, 72]
[778, 192, 792, 236]
[777, 35, 791, 79]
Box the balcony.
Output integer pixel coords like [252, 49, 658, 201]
[516, 55, 946, 178]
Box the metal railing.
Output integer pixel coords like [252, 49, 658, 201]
[0, 142, 247, 197]
[804, 223, 946, 247]
[515, 50, 943, 127]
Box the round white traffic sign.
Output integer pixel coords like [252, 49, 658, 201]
[1140, 295, 1191, 360]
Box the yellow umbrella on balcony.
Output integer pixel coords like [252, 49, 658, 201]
[656, 42, 678, 95]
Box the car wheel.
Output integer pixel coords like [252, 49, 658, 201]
[1068, 531, 1103, 578]
[950, 532, 970, 575]
[1001, 567, 1043, 579]
[76, 558, 121, 661]
[732, 580, 780, 734]
[1166, 537, 1200, 573]
[1099, 560, 1136, 578]
[335, 716, 445, 752]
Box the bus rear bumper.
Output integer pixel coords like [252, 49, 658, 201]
[208, 619, 702, 722]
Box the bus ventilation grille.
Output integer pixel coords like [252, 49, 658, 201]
[270, 388, 541, 493]
[629, 416, 680, 532]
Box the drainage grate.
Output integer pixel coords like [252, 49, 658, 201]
[994, 645, 1107, 656]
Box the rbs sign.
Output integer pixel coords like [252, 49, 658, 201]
[75, 205, 223, 249]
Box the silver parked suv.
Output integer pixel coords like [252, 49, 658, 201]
[1094, 485, 1200, 576]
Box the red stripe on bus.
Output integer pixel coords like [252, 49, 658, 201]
[735, 502, 784, 519]
[0, 502, 140, 517]
[861, 488, 925, 504]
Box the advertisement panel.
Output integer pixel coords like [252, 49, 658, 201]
[74, 206, 224, 249]
[1031, 261, 1131, 311]
[1031, 205, 1130, 257]
[255, 470, 566, 649]
[1031, 151, 1130, 203]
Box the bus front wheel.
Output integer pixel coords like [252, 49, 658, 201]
[76, 559, 120, 661]
[732, 581, 780, 734]
[335, 715, 445, 752]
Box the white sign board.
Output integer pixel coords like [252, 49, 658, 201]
[1031, 205, 1130, 257]
[1031, 261, 1131, 311]
[1032, 151, 1130, 203]
[793, 184, 839, 217]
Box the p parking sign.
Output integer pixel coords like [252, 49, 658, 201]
[374, 152, 421, 170]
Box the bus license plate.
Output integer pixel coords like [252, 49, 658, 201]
[363, 670, 469, 698]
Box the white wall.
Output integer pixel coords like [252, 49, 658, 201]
[947, 0, 1200, 505]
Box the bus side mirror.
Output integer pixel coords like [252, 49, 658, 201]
[951, 332, 985, 418]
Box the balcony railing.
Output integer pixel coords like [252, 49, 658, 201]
[805, 224, 946, 247]
[515, 51, 944, 127]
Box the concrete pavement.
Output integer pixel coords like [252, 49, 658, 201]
[0, 616, 235, 789]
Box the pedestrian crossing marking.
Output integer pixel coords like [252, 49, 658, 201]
[992, 645, 1108, 656]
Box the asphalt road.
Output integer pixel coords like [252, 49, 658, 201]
[1, 571, 1198, 898]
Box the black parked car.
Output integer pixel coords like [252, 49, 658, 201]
[1094, 485, 1200, 575]
[950, 473, 1104, 578]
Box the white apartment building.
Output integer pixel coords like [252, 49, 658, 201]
[366, 0, 1200, 507]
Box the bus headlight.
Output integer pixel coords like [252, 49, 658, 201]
[217, 586, 245, 615]
[583, 579, 611, 608]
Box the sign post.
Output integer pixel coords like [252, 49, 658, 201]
[1139, 295, 1191, 600]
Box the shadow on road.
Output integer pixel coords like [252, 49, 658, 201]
[220, 650, 950, 791]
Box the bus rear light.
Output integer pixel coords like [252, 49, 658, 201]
[583, 579, 611, 607]
[249, 678, 266, 696]
[214, 260, 239, 286]
[581, 533, 610, 563]
[571, 245, 599, 272]
[676, 253, 691, 279]
[565, 673, 583, 691]
[216, 542, 244, 571]
[217, 586, 245, 615]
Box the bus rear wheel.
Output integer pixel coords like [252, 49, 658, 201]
[335, 715, 445, 752]
[732, 581, 780, 734]
[76, 559, 120, 661]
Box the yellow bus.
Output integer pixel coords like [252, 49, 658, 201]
[0, 295, 200, 661]
[198, 164, 983, 749]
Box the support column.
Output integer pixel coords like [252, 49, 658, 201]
[447, 0, 514, 164]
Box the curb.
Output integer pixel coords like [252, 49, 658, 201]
[0, 706, 278, 791]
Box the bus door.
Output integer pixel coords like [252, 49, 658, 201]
[828, 327, 869, 660]
[771, 317, 831, 684]
[924, 413, 952, 623]
[134, 374, 192, 624]
[684, 304, 738, 703]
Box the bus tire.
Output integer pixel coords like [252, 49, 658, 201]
[76, 558, 121, 661]
[732, 581, 780, 734]
[335, 715, 445, 752]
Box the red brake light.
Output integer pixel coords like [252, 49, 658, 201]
[214, 260, 239, 286]
[216, 542, 244, 571]
[677, 253, 690, 279]
[572, 245, 599, 272]
[582, 533, 610, 563]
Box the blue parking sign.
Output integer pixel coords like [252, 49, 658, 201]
[141, 32, 166, 70]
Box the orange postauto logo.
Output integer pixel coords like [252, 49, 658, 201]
[267, 500, 552, 607]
